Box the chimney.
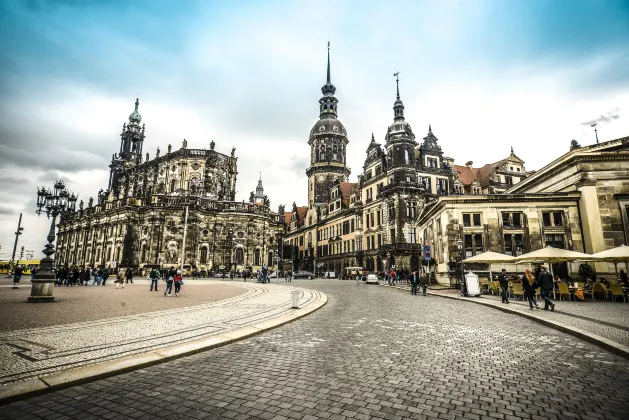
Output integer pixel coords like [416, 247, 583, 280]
[465, 161, 473, 168]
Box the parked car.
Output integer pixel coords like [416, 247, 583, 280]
[293, 271, 316, 279]
[365, 274, 379, 284]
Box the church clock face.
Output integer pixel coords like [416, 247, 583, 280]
[318, 175, 325, 183]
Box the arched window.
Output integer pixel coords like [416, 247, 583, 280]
[254, 249, 261, 266]
[200, 247, 208, 264]
[170, 179, 177, 193]
[141, 245, 147, 263]
[235, 248, 244, 265]
[268, 252, 273, 267]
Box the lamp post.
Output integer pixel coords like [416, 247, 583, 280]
[31, 181, 77, 302]
[456, 239, 464, 295]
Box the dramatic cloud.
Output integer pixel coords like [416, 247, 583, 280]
[0, 0, 628, 249]
[581, 108, 621, 126]
[0, 205, 16, 215]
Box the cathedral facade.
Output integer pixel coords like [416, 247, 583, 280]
[55, 98, 284, 274]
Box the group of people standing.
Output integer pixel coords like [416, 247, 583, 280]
[497, 265, 556, 311]
[146, 266, 184, 296]
[54, 266, 111, 287]
[409, 271, 429, 296]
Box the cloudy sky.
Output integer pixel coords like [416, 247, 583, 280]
[0, 0, 628, 258]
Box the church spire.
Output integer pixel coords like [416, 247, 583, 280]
[393, 72, 404, 121]
[327, 41, 331, 84]
[319, 41, 338, 119]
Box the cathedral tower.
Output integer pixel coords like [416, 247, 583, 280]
[108, 96, 146, 192]
[305, 42, 351, 207]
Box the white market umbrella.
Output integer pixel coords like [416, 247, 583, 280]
[590, 244, 629, 279]
[514, 246, 595, 277]
[463, 251, 516, 282]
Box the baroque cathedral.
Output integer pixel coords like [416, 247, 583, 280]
[55, 98, 284, 274]
[283, 45, 629, 284]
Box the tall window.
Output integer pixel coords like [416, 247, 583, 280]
[436, 179, 448, 195]
[542, 212, 563, 227]
[390, 228, 396, 242]
[545, 234, 565, 249]
[254, 249, 261, 265]
[504, 234, 524, 256]
[463, 213, 482, 227]
[502, 212, 523, 228]
[200, 247, 208, 263]
[407, 202, 417, 218]
[408, 228, 416, 244]
[235, 248, 244, 265]
[170, 179, 177, 193]
[464, 234, 483, 258]
[388, 202, 395, 220]
[268, 252, 273, 266]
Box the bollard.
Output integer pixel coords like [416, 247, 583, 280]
[291, 290, 300, 309]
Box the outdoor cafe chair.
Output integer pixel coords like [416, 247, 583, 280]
[590, 283, 607, 301]
[557, 283, 573, 301]
[511, 283, 524, 300]
[608, 284, 627, 303]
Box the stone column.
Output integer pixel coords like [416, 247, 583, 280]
[577, 176, 607, 273]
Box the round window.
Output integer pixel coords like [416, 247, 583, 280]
[170, 226, 178, 234]
[202, 229, 209, 236]
[237, 231, 244, 238]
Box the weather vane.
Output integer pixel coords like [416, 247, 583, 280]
[590, 122, 599, 144]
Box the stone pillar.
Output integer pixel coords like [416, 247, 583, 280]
[577, 176, 607, 273]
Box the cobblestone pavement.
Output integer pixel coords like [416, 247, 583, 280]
[0, 279, 246, 331]
[0, 282, 320, 385]
[3, 279, 629, 419]
[393, 284, 629, 347]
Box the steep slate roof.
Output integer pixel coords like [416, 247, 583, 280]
[296, 206, 308, 224]
[339, 182, 356, 198]
[452, 165, 477, 186]
[284, 212, 292, 225]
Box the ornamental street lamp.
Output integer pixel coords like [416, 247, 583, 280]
[30, 181, 77, 302]
[456, 239, 464, 295]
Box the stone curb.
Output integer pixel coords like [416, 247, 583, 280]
[0, 290, 328, 405]
[382, 283, 629, 361]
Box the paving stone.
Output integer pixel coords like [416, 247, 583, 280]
[2, 279, 629, 419]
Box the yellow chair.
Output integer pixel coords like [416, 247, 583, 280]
[487, 281, 498, 295]
[591, 283, 607, 301]
[557, 283, 573, 301]
[511, 283, 524, 300]
[609, 284, 627, 303]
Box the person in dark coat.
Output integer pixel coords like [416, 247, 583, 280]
[498, 269, 510, 304]
[523, 269, 539, 310]
[410, 271, 419, 295]
[125, 267, 134, 284]
[537, 265, 555, 311]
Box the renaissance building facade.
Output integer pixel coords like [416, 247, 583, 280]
[284, 46, 629, 284]
[55, 98, 284, 274]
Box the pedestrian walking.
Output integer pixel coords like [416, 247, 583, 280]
[92, 267, 103, 286]
[537, 265, 555, 311]
[174, 270, 183, 296]
[419, 271, 428, 296]
[12, 265, 23, 289]
[498, 269, 510, 304]
[125, 267, 134, 284]
[102, 268, 109, 286]
[410, 271, 419, 295]
[83, 268, 91, 286]
[115, 268, 125, 289]
[149, 267, 160, 291]
[164, 266, 175, 296]
[523, 268, 539, 310]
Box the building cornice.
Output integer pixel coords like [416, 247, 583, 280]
[507, 137, 629, 193]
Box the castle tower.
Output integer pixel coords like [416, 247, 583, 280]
[305, 42, 351, 207]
